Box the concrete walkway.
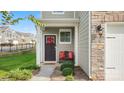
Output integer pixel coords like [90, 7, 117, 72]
[30, 64, 56, 81]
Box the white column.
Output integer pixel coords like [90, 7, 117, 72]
[74, 25, 78, 66]
[36, 26, 43, 66]
[40, 29, 43, 63]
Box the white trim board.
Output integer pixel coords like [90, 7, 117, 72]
[88, 11, 91, 78]
[40, 19, 79, 24]
[74, 26, 78, 66]
[104, 22, 107, 81]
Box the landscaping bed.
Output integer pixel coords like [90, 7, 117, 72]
[51, 65, 89, 81]
[51, 61, 74, 81]
[32, 68, 40, 75]
[50, 65, 65, 81]
[74, 66, 89, 81]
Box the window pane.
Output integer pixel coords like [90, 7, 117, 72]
[65, 32, 70, 42]
[66, 38, 70, 42]
[60, 32, 65, 42]
[60, 32, 71, 42]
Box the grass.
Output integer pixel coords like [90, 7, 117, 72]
[0, 50, 36, 71]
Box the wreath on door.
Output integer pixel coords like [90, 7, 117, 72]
[46, 36, 55, 44]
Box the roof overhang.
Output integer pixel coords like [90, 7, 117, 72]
[41, 18, 79, 27]
[41, 18, 79, 23]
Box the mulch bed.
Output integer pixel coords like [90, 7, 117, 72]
[51, 66, 89, 81]
[74, 66, 89, 81]
[32, 68, 40, 75]
[50, 66, 65, 81]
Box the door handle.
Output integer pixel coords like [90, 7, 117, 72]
[106, 67, 116, 69]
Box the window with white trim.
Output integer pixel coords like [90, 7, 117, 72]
[52, 11, 64, 14]
[59, 29, 72, 44]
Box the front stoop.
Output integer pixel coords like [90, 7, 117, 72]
[30, 63, 57, 81]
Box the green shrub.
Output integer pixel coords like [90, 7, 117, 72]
[8, 69, 32, 80]
[62, 67, 73, 76]
[65, 75, 74, 81]
[20, 64, 40, 70]
[0, 70, 9, 80]
[60, 61, 73, 71]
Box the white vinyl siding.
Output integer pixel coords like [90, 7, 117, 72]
[78, 11, 90, 76]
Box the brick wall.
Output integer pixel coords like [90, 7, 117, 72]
[91, 11, 124, 80]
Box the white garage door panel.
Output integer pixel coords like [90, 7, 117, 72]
[105, 24, 124, 81]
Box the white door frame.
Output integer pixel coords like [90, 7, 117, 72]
[105, 22, 124, 80]
[43, 34, 57, 63]
[105, 22, 108, 80]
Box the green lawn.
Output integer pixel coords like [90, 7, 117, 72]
[0, 50, 36, 71]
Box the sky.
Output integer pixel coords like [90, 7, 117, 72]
[1, 11, 41, 34]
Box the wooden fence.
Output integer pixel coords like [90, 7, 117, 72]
[0, 43, 35, 52]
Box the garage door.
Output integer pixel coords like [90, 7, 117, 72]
[105, 23, 124, 81]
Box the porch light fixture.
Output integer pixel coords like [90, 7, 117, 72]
[96, 24, 104, 37]
[41, 23, 47, 32]
[42, 27, 48, 32]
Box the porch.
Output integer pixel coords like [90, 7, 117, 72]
[36, 19, 79, 65]
[36, 17, 91, 80]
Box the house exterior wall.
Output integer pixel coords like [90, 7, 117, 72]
[0, 27, 35, 44]
[43, 27, 74, 61]
[42, 11, 79, 19]
[78, 11, 90, 76]
[91, 11, 124, 80]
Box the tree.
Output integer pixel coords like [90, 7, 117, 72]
[0, 11, 24, 32]
[0, 11, 46, 32]
[0, 11, 23, 25]
[28, 15, 46, 30]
